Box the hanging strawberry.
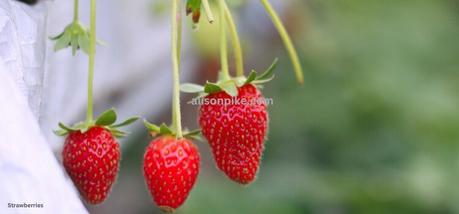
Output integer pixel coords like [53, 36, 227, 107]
[52, 0, 138, 204]
[142, 0, 201, 212]
[181, 0, 303, 185]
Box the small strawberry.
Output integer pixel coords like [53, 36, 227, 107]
[181, 59, 278, 185]
[142, 131, 200, 213]
[62, 126, 120, 204]
[55, 108, 138, 204]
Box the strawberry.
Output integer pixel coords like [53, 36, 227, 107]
[143, 136, 200, 212]
[62, 126, 120, 204]
[180, 59, 277, 185]
[55, 108, 138, 204]
[199, 84, 268, 184]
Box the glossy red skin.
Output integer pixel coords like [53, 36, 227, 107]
[199, 84, 268, 184]
[143, 136, 200, 212]
[62, 127, 120, 204]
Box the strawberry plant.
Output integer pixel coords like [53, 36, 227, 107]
[51, 0, 138, 204]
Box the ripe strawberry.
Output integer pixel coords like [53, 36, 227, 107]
[199, 84, 268, 184]
[62, 126, 120, 204]
[143, 136, 200, 212]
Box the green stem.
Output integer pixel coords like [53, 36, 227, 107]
[73, 0, 79, 22]
[223, 1, 244, 77]
[218, 0, 230, 80]
[86, 0, 96, 124]
[202, 0, 215, 23]
[260, 0, 304, 84]
[172, 0, 183, 138]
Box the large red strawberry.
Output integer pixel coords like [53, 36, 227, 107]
[143, 135, 200, 212]
[55, 108, 138, 204]
[199, 84, 268, 184]
[62, 126, 120, 204]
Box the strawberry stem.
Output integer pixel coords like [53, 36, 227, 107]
[73, 0, 79, 22]
[223, 2, 244, 77]
[260, 0, 304, 84]
[171, 0, 183, 138]
[202, 0, 215, 23]
[218, 0, 231, 81]
[86, 0, 96, 124]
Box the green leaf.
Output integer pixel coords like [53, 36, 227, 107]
[220, 81, 238, 97]
[111, 116, 139, 128]
[257, 58, 278, 81]
[160, 124, 173, 135]
[204, 82, 222, 94]
[244, 70, 257, 85]
[181, 83, 204, 93]
[95, 109, 117, 126]
[144, 120, 160, 133]
[186, 0, 202, 24]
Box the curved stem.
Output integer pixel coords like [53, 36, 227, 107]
[73, 0, 79, 22]
[86, 0, 96, 124]
[218, 0, 230, 80]
[260, 0, 304, 84]
[202, 0, 215, 23]
[223, 2, 244, 77]
[171, 0, 183, 138]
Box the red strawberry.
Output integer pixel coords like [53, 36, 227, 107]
[199, 84, 268, 184]
[62, 126, 120, 204]
[143, 136, 200, 212]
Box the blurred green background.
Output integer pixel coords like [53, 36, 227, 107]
[90, 0, 459, 213]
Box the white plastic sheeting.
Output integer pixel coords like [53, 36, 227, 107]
[0, 1, 86, 212]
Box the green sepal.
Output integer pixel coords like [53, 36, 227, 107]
[186, 0, 202, 24]
[95, 108, 117, 126]
[50, 21, 104, 56]
[180, 58, 278, 97]
[204, 82, 222, 94]
[144, 120, 174, 136]
[244, 71, 257, 85]
[54, 108, 138, 139]
[244, 58, 278, 85]
[160, 124, 174, 135]
[219, 80, 238, 97]
[58, 122, 77, 132]
[50, 21, 91, 55]
[144, 120, 202, 140]
[107, 128, 128, 138]
[53, 129, 68, 136]
[180, 83, 204, 93]
[144, 120, 161, 133]
[110, 116, 139, 128]
[183, 129, 202, 141]
[256, 58, 278, 80]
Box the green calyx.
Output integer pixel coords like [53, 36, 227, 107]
[144, 120, 201, 140]
[50, 21, 90, 55]
[180, 58, 278, 97]
[54, 108, 139, 138]
[49, 21, 105, 56]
